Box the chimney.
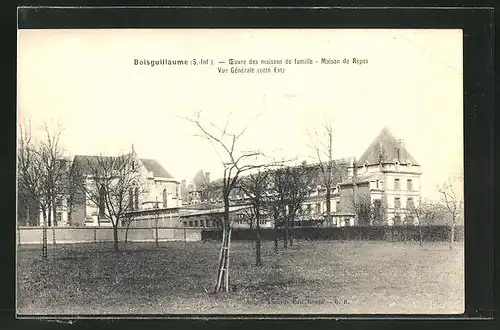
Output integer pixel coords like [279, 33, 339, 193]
[398, 139, 405, 163]
[352, 158, 358, 180]
[205, 172, 210, 183]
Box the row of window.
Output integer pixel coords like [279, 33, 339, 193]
[393, 197, 414, 209]
[393, 178, 413, 191]
[183, 219, 220, 228]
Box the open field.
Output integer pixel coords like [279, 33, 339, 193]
[17, 240, 464, 315]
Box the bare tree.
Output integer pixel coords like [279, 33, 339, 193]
[371, 196, 388, 226]
[17, 120, 69, 259]
[38, 122, 70, 227]
[410, 199, 445, 246]
[348, 192, 372, 226]
[307, 122, 340, 227]
[239, 170, 271, 266]
[182, 111, 276, 293]
[270, 164, 313, 247]
[437, 175, 464, 249]
[72, 152, 144, 252]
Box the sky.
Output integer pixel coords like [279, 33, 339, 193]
[17, 29, 463, 201]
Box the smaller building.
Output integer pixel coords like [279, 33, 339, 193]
[179, 203, 274, 229]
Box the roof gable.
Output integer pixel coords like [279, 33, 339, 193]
[140, 158, 173, 179]
[358, 127, 419, 166]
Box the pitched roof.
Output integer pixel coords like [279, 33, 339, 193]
[72, 154, 174, 179]
[189, 170, 210, 190]
[72, 154, 129, 175]
[358, 127, 419, 166]
[140, 158, 173, 179]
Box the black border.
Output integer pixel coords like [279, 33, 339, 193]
[3, 5, 496, 329]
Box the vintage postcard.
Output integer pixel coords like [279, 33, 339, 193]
[17, 28, 464, 316]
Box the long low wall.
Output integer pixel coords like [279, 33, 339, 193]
[18, 226, 202, 245]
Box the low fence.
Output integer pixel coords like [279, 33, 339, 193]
[18, 226, 202, 245]
[201, 225, 464, 242]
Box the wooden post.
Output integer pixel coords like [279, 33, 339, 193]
[225, 226, 232, 292]
[52, 227, 56, 246]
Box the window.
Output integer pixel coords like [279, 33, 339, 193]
[316, 203, 321, 214]
[407, 179, 413, 191]
[394, 178, 400, 190]
[394, 197, 401, 209]
[56, 212, 62, 225]
[336, 201, 341, 212]
[128, 188, 134, 210]
[407, 197, 414, 210]
[393, 214, 401, 225]
[307, 204, 312, 214]
[56, 197, 64, 208]
[194, 220, 198, 227]
[134, 187, 139, 210]
[188, 221, 193, 227]
[376, 180, 379, 188]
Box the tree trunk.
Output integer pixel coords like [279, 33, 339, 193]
[124, 226, 129, 250]
[47, 203, 52, 227]
[283, 216, 288, 249]
[326, 188, 331, 227]
[419, 223, 423, 246]
[273, 207, 279, 254]
[215, 196, 232, 293]
[41, 210, 48, 259]
[449, 219, 455, 250]
[289, 214, 295, 246]
[255, 205, 262, 266]
[113, 225, 119, 252]
[51, 197, 58, 227]
[155, 218, 159, 248]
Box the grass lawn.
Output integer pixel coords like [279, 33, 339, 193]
[16, 239, 464, 315]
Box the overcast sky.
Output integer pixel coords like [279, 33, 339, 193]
[18, 29, 463, 200]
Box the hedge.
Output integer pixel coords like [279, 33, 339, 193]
[201, 225, 464, 242]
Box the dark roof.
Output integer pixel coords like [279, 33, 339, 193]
[188, 170, 210, 190]
[358, 127, 419, 166]
[72, 154, 129, 175]
[140, 158, 173, 179]
[72, 154, 174, 179]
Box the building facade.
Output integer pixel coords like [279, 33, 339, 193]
[184, 127, 422, 228]
[69, 150, 183, 227]
[338, 127, 422, 226]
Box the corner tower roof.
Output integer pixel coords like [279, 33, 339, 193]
[358, 127, 419, 166]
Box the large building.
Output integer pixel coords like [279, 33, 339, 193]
[338, 127, 422, 225]
[69, 149, 183, 227]
[182, 127, 422, 228]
